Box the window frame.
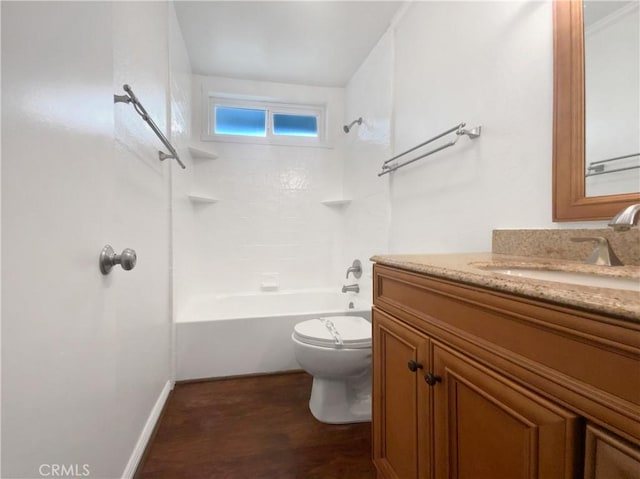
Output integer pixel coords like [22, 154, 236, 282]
[203, 96, 327, 147]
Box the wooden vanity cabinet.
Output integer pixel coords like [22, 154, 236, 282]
[432, 342, 579, 479]
[373, 309, 431, 479]
[584, 425, 640, 479]
[372, 264, 640, 479]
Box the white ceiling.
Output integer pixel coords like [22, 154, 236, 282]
[174, 1, 404, 87]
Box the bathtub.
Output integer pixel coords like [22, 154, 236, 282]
[175, 289, 371, 381]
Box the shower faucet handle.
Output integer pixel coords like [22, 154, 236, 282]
[100, 245, 137, 274]
[346, 259, 362, 279]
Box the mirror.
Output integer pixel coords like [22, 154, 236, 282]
[553, 0, 640, 221]
[584, 1, 639, 197]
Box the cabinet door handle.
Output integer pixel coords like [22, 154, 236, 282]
[407, 360, 424, 372]
[424, 373, 442, 386]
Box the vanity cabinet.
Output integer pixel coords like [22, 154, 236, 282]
[373, 309, 431, 479]
[432, 343, 579, 479]
[584, 425, 640, 479]
[372, 264, 640, 479]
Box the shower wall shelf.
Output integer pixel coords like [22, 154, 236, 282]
[188, 194, 218, 204]
[321, 199, 352, 207]
[186, 144, 218, 205]
[189, 146, 218, 160]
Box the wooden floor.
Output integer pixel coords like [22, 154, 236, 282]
[137, 372, 376, 479]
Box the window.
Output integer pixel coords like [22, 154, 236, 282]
[272, 113, 318, 137]
[215, 106, 267, 137]
[205, 97, 325, 146]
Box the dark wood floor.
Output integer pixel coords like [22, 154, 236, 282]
[137, 372, 376, 479]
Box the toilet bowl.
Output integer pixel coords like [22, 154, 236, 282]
[291, 315, 372, 424]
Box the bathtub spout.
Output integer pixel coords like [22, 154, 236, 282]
[342, 284, 360, 293]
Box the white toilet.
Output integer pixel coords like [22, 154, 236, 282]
[291, 315, 372, 424]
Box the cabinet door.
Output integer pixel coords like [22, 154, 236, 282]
[584, 424, 640, 479]
[373, 309, 431, 479]
[432, 342, 580, 479]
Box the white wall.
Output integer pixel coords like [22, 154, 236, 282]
[2, 2, 176, 477]
[174, 0, 613, 330]
[174, 75, 345, 316]
[169, 1, 195, 381]
[0, 3, 4, 475]
[342, 30, 394, 300]
[111, 3, 174, 475]
[341, 0, 613, 263]
[585, 3, 640, 197]
[387, 0, 561, 253]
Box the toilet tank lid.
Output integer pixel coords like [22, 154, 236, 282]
[294, 316, 371, 346]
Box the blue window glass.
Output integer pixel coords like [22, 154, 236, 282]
[215, 106, 266, 136]
[273, 113, 318, 137]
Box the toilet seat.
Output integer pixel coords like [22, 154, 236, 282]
[293, 316, 371, 349]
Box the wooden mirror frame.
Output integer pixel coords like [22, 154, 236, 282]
[553, 0, 640, 221]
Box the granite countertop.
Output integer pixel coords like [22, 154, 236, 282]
[371, 253, 640, 322]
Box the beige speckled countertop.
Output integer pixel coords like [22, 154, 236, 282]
[371, 253, 640, 322]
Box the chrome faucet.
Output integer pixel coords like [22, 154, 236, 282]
[570, 237, 623, 266]
[346, 259, 362, 279]
[609, 204, 640, 231]
[342, 284, 360, 293]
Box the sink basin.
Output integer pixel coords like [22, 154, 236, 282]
[484, 268, 640, 292]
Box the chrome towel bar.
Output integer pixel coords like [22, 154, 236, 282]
[114, 84, 186, 169]
[379, 122, 481, 177]
[586, 152, 639, 177]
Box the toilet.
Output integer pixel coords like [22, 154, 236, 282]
[291, 315, 372, 424]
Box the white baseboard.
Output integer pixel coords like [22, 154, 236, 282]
[121, 380, 173, 478]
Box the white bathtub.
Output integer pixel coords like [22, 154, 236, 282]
[176, 289, 371, 381]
